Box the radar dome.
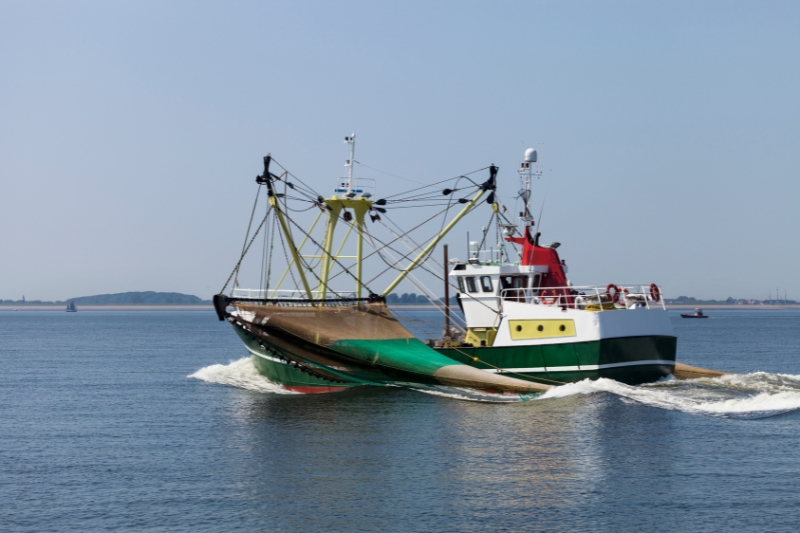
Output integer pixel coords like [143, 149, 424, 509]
[524, 148, 537, 163]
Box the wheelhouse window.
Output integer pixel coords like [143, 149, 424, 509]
[480, 276, 494, 293]
[465, 277, 478, 293]
[500, 275, 529, 290]
[500, 275, 529, 301]
[456, 277, 465, 293]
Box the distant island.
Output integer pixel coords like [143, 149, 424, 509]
[665, 295, 797, 306]
[0, 292, 211, 306]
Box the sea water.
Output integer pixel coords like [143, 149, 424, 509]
[2, 309, 800, 532]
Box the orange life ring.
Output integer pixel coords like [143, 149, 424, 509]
[606, 283, 620, 303]
[541, 289, 558, 305]
[649, 283, 661, 302]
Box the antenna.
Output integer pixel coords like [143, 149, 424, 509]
[518, 147, 539, 226]
[333, 134, 359, 197]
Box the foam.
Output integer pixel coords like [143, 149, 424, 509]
[410, 385, 541, 403]
[541, 372, 800, 419]
[190, 358, 800, 417]
[188, 357, 298, 394]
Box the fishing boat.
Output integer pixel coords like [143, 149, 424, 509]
[66, 301, 77, 312]
[681, 308, 708, 318]
[213, 137, 683, 394]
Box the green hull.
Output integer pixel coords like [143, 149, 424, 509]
[230, 311, 549, 394]
[227, 301, 674, 392]
[435, 335, 677, 386]
[236, 327, 362, 393]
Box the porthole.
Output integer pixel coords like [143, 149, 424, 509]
[516, 325, 522, 332]
[559, 324, 566, 332]
[537, 325, 544, 332]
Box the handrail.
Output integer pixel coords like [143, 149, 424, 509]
[498, 284, 666, 311]
[234, 288, 358, 299]
[215, 293, 384, 319]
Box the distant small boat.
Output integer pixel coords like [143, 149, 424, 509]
[66, 301, 77, 313]
[681, 308, 707, 319]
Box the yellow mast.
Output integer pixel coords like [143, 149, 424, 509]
[319, 197, 372, 299]
[355, 205, 366, 298]
[317, 134, 373, 300]
[319, 202, 341, 300]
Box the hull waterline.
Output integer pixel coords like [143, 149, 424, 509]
[435, 335, 677, 386]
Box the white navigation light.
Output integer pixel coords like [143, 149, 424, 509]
[524, 148, 537, 163]
[500, 223, 518, 237]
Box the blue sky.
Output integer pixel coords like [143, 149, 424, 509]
[2, 1, 798, 301]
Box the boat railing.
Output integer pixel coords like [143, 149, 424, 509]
[499, 284, 666, 311]
[333, 177, 376, 198]
[229, 288, 381, 307]
[233, 288, 359, 300]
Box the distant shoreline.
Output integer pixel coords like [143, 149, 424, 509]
[0, 305, 214, 311]
[2, 303, 799, 312]
[666, 304, 800, 310]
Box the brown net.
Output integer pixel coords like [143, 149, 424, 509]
[235, 301, 412, 346]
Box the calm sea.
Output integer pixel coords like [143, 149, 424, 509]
[2, 309, 800, 532]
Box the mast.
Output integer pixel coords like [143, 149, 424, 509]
[344, 133, 355, 192]
[319, 134, 373, 299]
[517, 147, 539, 228]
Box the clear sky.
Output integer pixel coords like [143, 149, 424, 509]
[2, 0, 799, 302]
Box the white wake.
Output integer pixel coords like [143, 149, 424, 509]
[188, 357, 298, 394]
[541, 372, 800, 419]
[190, 358, 800, 417]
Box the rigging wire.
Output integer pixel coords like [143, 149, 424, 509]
[363, 194, 486, 280]
[380, 167, 487, 201]
[536, 180, 550, 236]
[353, 160, 427, 186]
[357, 211, 503, 318]
[231, 186, 261, 290]
[265, 211, 277, 292]
[476, 211, 497, 254]
[220, 204, 273, 295]
[321, 202, 461, 287]
[279, 203, 374, 296]
[259, 197, 270, 294]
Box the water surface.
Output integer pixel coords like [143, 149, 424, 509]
[2, 309, 800, 532]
